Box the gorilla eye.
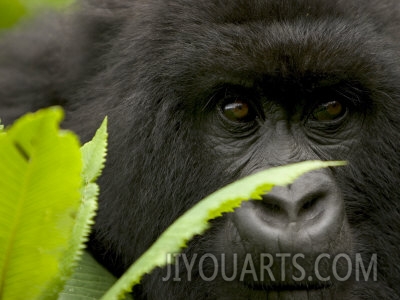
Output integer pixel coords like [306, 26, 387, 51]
[222, 99, 255, 122]
[311, 101, 345, 121]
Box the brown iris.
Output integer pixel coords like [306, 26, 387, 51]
[312, 101, 344, 121]
[222, 100, 251, 122]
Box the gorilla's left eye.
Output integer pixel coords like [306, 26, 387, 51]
[222, 99, 256, 122]
[311, 100, 346, 121]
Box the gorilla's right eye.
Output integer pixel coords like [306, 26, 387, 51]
[221, 99, 257, 123]
[311, 100, 346, 122]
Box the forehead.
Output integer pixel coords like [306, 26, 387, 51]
[124, 0, 392, 98]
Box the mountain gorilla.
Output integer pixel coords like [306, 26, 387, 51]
[1, 0, 400, 299]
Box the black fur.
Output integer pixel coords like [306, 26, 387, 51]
[1, 1, 400, 299]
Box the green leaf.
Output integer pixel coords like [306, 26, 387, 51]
[59, 251, 133, 300]
[0, 0, 26, 29]
[101, 160, 346, 300]
[19, 0, 75, 10]
[0, 107, 82, 299]
[81, 117, 108, 183]
[0, 0, 74, 29]
[58, 117, 109, 299]
[46, 182, 99, 300]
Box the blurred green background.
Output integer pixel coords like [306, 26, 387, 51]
[0, 0, 74, 29]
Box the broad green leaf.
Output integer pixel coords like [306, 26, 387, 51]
[59, 251, 133, 300]
[102, 160, 345, 300]
[20, 0, 75, 10]
[0, 107, 82, 299]
[0, 0, 74, 29]
[0, 0, 26, 29]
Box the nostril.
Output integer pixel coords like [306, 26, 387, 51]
[259, 184, 332, 222]
[263, 202, 283, 213]
[299, 192, 327, 217]
[301, 196, 319, 211]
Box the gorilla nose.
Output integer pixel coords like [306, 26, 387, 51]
[233, 171, 346, 253]
[261, 174, 334, 224]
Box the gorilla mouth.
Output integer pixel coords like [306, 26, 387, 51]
[245, 281, 332, 291]
[242, 285, 335, 300]
[245, 281, 334, 299]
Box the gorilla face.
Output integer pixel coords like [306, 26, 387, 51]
[1, 0, 400, 299]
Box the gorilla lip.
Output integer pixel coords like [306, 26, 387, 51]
[244, 281, 332, 292]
